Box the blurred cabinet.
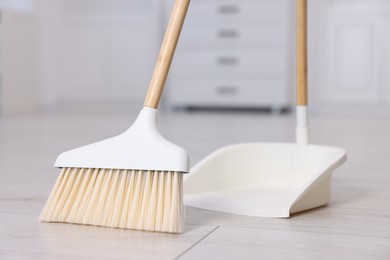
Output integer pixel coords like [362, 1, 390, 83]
[311, 0, 390, 106]
[56, 0, 160, 101]
[166, 0, 293, 109]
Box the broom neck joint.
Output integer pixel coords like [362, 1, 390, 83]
[296, 106, 309, 145]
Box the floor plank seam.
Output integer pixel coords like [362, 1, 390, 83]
[174, 226, 220, 260]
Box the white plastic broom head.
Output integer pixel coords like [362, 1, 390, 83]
[55, 106, 189, 173]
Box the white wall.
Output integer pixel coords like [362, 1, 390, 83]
[309, 0, 390, 112]
[35, 0, 62, 108]
[36, 0, 161, 109]
[0, 0, 34, 13]
[1, 10, 40, 114]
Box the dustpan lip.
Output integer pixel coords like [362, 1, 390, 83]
[190, 142, 346, 171]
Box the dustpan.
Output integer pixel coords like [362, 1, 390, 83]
[183, 0, 347, 218]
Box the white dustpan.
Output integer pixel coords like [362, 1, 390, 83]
[183, 0, 347, 218]
[184, 142, 346, 217]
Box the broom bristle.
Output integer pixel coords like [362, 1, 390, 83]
[40, 167, 184, 234]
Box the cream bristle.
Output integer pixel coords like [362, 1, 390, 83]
[40, 168, 184, 234]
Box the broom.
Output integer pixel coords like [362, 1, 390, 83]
[40, 0, 190, 234]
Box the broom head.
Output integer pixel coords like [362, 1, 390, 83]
[40, 107, 189, 234]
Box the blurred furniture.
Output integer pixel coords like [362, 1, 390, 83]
[4, 0, 389, 113]
[310, 0, 390, 110]
[166, 0, 293, 110]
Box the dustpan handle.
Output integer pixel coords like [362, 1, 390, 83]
[296, 0, 309, 144]
[297, 0, 307, 106]
[144, 0, 190, 109]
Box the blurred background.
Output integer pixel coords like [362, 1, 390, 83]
[1, 2, 390, 258]
[1, 0, 390, 115]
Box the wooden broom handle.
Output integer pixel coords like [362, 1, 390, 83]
[296, 0, 308, 106]
[144, 0, 190, 108]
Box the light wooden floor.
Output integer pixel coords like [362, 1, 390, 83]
[1, 108, 389, 259]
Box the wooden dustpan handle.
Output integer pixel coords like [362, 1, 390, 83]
[144, 0, 190, 109]
[296, 0, 310, 145]
[296, 0, 307, 106]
